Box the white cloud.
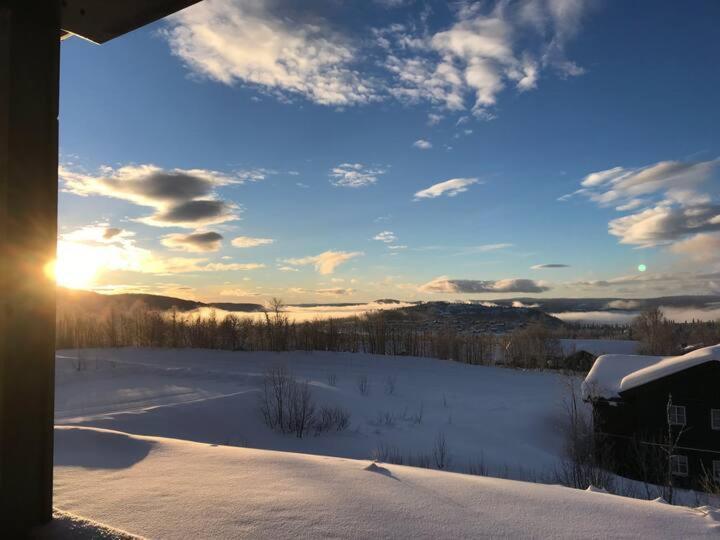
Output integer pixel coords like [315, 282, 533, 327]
[567, 158, 720, 258]
[381, 0, 591, 116]
[330, 163, 386, 188]
[608, 203, 720, 247]
[576, 159, 719, 206]
[231, 236, 274, 248]
[282, 250, 363, 275]
[163, 1, 591, 117]
[373, 231, 397, 243]
[61, 164, 240, 228]
[414, 178, 480, 200]
[427, 113, 443, 125]
[419, 276, 550, 294]
[164, 0, 377, 106]
[413, 139, 432, 150]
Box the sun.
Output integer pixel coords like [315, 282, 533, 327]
[45, 241, 103, 289]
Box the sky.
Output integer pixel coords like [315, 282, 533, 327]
[56, 0, 720, 304]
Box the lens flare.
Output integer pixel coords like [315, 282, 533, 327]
[637, 264, 647, 272]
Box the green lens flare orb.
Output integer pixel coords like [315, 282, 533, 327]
[637, 264, 647, 272]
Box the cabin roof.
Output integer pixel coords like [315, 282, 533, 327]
[581, 344, 720, 401]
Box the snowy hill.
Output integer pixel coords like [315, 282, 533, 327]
[53, 426, 719, 539]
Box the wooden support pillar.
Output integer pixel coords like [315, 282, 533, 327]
[0, 0, 60, 533]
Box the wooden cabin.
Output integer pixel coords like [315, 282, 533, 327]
[582, 345, 720, 490]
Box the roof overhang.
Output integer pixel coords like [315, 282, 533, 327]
[61, 0, 202, 44]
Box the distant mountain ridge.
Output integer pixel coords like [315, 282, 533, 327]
[57, 288, 720, 318]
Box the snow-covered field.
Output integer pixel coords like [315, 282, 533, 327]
[55, 348, 567, 477]
[53, 348, 720, 537]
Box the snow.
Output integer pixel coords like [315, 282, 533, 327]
[53, 426, 720, 539]
[622, 344, 720, 392]
[53, 347, 720, 537]
[31, 509, 139, 539]
[582, 344, 720, 400]
[55, 348, 570, 478]
[560, 338, 639, 357]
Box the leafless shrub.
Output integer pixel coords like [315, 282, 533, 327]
[375, 410, 395, 427]
[555, 375, 615, 491]
[357, 375, 370, 396]
[432, 432, 450, 470]
[315, 405, 351, 435]
[373, 442, 404, 465]
[327, 373, 337, 387]
[410, 453, 432, 469]
[287, 379, 316, 438]
[467, 455, 488, 476]
[259, 366, 316, 438]
[259, 366, 291, 432]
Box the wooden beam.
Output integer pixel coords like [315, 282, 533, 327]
[0, 0, 60, 533]
[61, 0, 202, 44]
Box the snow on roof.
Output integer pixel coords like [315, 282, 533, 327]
[582, 344, 720, 400]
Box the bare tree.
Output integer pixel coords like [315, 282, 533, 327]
[633, 308, 676, 355]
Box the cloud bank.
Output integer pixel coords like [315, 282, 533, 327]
[419, 276, 550, 294]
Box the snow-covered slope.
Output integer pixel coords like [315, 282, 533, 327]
[55, 348, 571, 478]
[53, 426, 719, 539]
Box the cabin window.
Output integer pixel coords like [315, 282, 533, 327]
[667, 405, 686, 426]
[670, 455, 689, 477]
[714, 461, 720, 483]
[711, 409, 720, 430]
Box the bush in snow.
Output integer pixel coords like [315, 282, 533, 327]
[259, 366, 314, 438]
[314, 405, 351, 435]
[432, 432, 451, 470]
[467, 455, 488, 476]
[327, 373, 337, 387]
[373, 442, 404, 465]
[554, 376, 614, 491]
[259, 366, 350, 438]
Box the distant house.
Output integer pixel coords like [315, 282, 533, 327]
[557, 339, 640, 372]
[582, 345, 720, 489]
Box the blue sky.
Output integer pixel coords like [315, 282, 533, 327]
[57, 0, 720, 302]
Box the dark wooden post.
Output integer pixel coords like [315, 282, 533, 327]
[0, 0, 60, 533]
